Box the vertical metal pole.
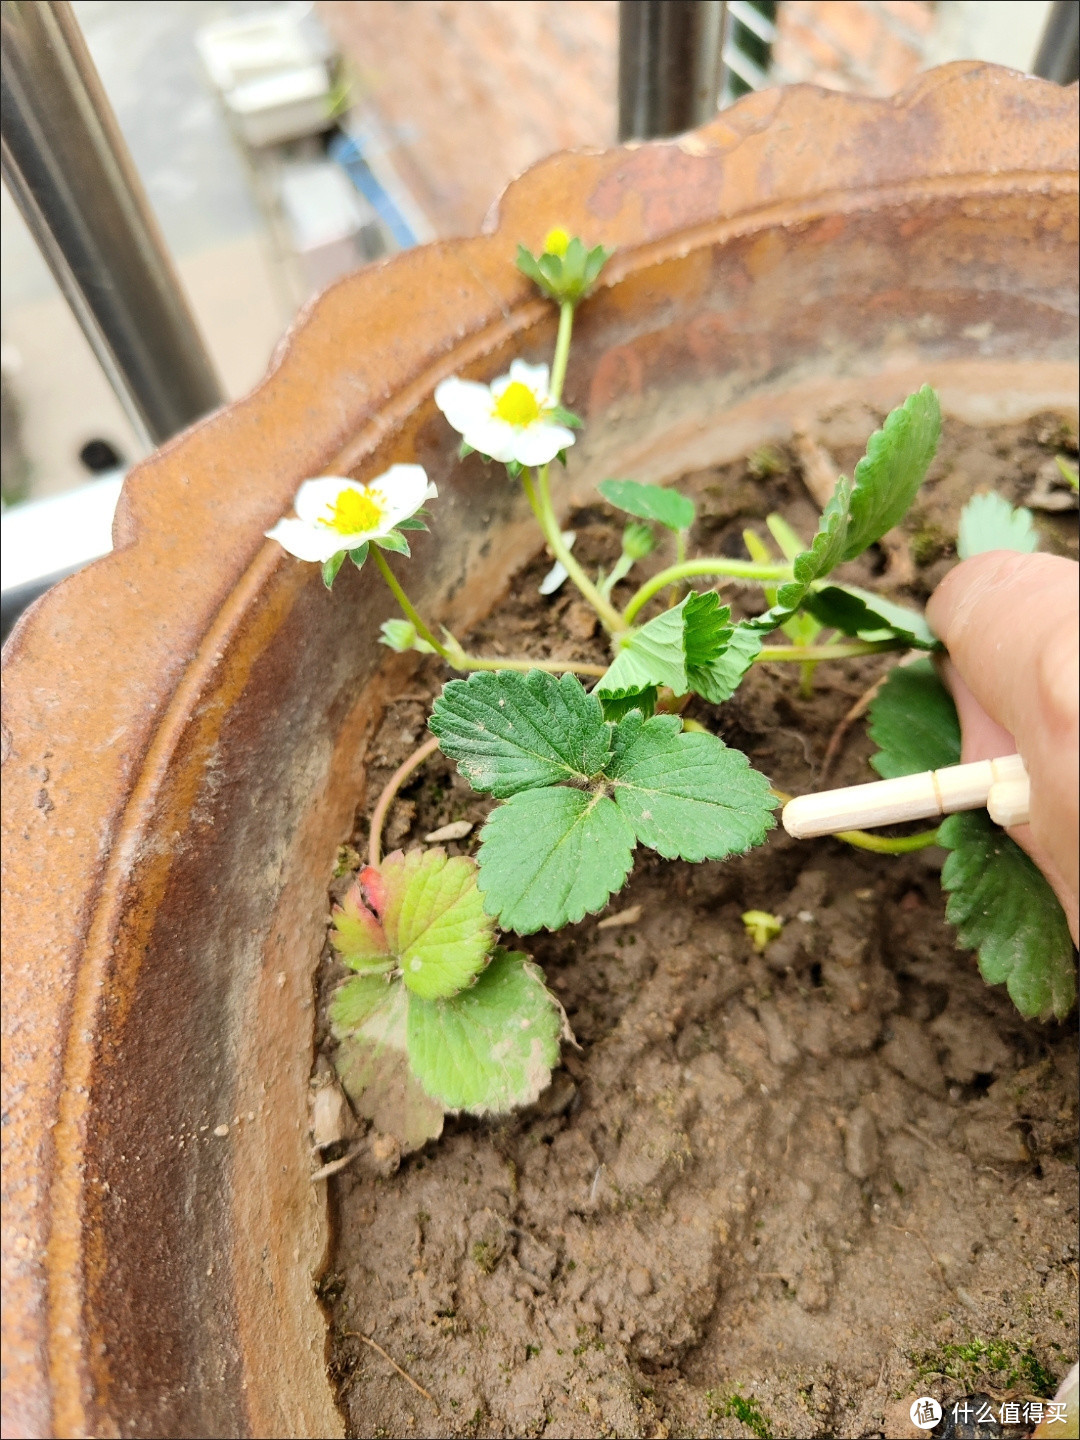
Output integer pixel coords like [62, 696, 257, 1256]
[1033, 0, 1079, 85]
[0, 1, 225, 448]
[618, 1, 727, 141]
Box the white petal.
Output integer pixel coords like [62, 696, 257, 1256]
[538, 534, 574, 595]
[508, 359, 551, 399]
[513, 422, 575, 467]
[462, 417, 518, 464]
[434, 377, 492, 433]
[375, 463, 433, 528]
[266, 516, 342, 563]
[293, 476, 362, 526]
[539, 560, 568, 596]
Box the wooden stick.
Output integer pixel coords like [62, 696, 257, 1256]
[782, 754, 1028, 839]
[987, 774, 1031, 828]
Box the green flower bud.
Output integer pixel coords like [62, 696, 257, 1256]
[379, 619, 434, 654]
[622, 521, 655, 560]
[515, 236, 612, 305]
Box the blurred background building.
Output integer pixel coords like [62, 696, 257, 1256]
[1, 0, 1075, 635]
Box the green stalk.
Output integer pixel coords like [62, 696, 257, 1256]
[372, 520, 604, 678]
[454, 653, 606, 678]
[755, 639, 904, 663]
[549, 300, 575, 404]
[371, 547, 454, 663]
[622, 558, 791, 625]
[534, 464, 625, 634]
[665, 530, 690, 608]
[833, 827, 942, 854]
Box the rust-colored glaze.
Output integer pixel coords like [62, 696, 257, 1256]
[2, 64, 1077, 1438]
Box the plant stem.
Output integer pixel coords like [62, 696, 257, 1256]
[549, 301, 575, 404]
[368, 735, 441, 868]
[371, 548, 454, 662]
[665, 530, 690, 608]
[833, 826, 942, 854]
[756, 639, 904, 663]
[454, 652, 606, 678]
[622, 558, 790, 625]
[772, 787, 941, 855]
[534, 464, 626, 633]
[519, 468, 547, 529]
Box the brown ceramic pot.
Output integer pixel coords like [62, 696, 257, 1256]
[2, 63, 1077, 1439]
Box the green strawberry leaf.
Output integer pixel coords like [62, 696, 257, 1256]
[803, 584, 938, 649]
[372, 849, 496, 1000]
[868, 660, 1075, 1019]
[743, 477, 853, 633]
[330, 878, 396, 975]
[688, 624, 764, 703]
[348, 542, 370, 570]
[598, 687, 658, 722]
[867, 658, 960, 777]
[842, 384, 941, 561]
[957, 492, 1038, 559]
[430, 669, 613, 797]
[939, 811, 1076, 1020]
[742, 387, 941, 637]
[407, 949, 566, 1112]
[598, 478, 696, 532]
[596, 591, 730, 700]
[330, 976, 446, 1151]
[609, 711, 776, 861]
[597, 603, 693, 698]
[476, 786, 636, 933]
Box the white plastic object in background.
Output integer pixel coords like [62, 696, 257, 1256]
[195, 4, 336, 149]
[1, 472, 124, 594]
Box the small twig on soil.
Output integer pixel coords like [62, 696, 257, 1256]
[793, 432, 840, 510]
[818, 670, 894, 784]
[368, 735, 441, 868]
[888, 1224, 952, 1294]
[343, 1331, 439, 1408]
[310, 1144, 366, 1183]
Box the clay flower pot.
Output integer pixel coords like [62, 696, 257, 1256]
[2, 63, 1077, 1439]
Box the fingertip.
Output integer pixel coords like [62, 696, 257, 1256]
[926, 550, 1033, 643]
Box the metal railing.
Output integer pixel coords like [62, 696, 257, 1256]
[0, 0, 224, 449]
[618, 1, 727, 140]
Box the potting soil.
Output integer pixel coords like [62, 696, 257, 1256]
[316, 408, 1078, 1440]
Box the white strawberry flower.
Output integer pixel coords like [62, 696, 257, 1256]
[434, 359, 576, 468]
[266, 464, 436, 564]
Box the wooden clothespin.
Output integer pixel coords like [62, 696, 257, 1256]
[782, 754, 1030, 840]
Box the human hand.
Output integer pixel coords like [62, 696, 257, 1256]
[927, 551, 1079, 945]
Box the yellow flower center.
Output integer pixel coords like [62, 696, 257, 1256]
[493, 381, 543, 427]
[321, 486, 386, 535]
[544, 227, 571, 257]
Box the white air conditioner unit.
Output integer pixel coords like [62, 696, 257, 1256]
[195, 4, 338, 148]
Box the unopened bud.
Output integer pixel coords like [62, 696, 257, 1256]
[544, 226, 571, 257]
[379, 619, 433, 654]
[622, 521, 655, 560]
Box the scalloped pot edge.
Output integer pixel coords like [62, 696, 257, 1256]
[1, 64, 1077, 1439]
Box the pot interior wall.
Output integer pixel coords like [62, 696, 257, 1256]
[64, 189, 1079, 1437]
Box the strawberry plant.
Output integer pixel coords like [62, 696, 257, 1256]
[266, 228, 1076, 1152]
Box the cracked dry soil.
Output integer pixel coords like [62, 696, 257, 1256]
[318, 409, 1078, 1440]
